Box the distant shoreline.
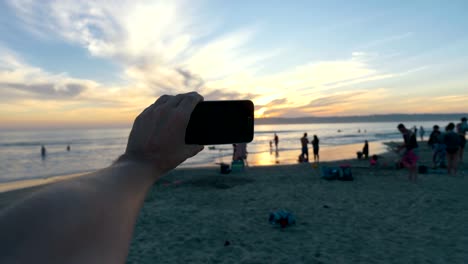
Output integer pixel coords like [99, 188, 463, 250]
[256, 113, 467, 124]
[0, 140, 393, 193]
[1, 113, 466, 131]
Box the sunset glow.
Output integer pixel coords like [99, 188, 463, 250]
[1, 1, 467, 128]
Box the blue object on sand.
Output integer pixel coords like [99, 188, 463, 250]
[231, 160, 245, 172]
[321, 166, 340, 180]
[269, 210, 296, 228]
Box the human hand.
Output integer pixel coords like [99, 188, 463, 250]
[122, 92, 204, 175]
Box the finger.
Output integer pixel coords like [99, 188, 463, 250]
[178, 92, 204, 114]
[141, 95, 172, 116]
[168, 92, 202, 108]
[166, 93, 185, 108]
[154, 94, 172, 107]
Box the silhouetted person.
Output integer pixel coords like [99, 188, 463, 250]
[419, 126, 425, 141]
[456, 117, 468, 162]
[312, 135, 320, 162]
[397, 124, 418, 183]
[300, 133, 309, 162]
[363, 140, 369, 159]
[428, 125, 446, 168]
[274, 133, 279, 151]
[67, 145, 71, 151]
[444, 123, 460, 175]
[269, 141, 273, 154]
[41, 145, 46, 158]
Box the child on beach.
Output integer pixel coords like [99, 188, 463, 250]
[419, 126, 425, 141]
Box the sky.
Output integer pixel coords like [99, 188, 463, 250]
[0, 0, 467, 129]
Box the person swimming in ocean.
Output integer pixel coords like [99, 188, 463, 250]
[41, 145, 46, 157]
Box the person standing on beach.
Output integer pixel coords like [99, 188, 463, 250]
[419, 126, 425, 142]
[274, 133, 279, 151]
[0, 92, 205, 263]
[363, 140, 369, 160]
[397, 124, 418, 182]
[444, 123, 460, 175]
[312, 135, 320, 162]
[428, 125, 446, 169]
[300, 133, 309, 162]
[456, 117, 468, 163]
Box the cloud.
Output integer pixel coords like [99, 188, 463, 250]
[0, 49, 95, 101]
[358, 32, 413, 50]
[254, 98, 288, 110]
[261, 89, 390, 117]
[202, 89, 259, 101]
[4, 1, 422, 122]
[1, 82, 86, 99]
[6, 1, 270, 77]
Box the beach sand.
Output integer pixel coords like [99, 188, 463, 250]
[1, 143, 467, 263]
[126, 144, 468, 263]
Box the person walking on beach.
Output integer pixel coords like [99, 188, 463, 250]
[419, 126, 425, 142]
[456, 117, 468, 163]
[444, 123, 460, 175]
[397, 124, 418, 182]
[300, 133, 309, 162]
[274, 133, 279, 151]
[312, 135, 320, 162]
[428, 125, 446, 169]
[362, 140, 369, 160]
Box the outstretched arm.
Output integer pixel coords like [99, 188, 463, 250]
[0, 92, 204, 264]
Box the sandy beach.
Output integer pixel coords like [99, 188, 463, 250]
[1, 143, 467, 263]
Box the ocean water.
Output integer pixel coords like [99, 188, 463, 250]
[0, 121, 452, 182]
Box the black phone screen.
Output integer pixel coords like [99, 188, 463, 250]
[185, 100, 254, 145]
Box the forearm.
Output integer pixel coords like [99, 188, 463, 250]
[0, 160, 160, 264]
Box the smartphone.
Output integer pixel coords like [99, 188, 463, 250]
[185, 100, 254, 145]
